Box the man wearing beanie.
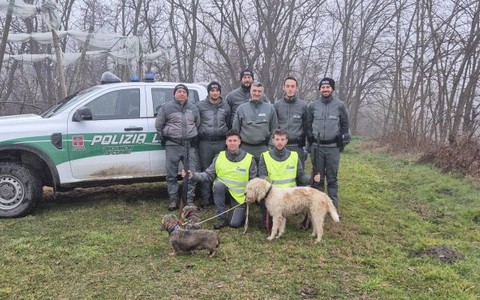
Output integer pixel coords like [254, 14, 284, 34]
[225, 68, 269, 123]
[173, 83, 189, 95]
[195, 81, 231, 208]
[155, 83, 201, 210]
[306, 77, 350, 212]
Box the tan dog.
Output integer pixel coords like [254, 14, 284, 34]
[161, 214, 220, 257]
[245, 178, 339, 243]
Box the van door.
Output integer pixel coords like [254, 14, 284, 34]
[67, 87, 152, 180]
[146, 86, 201, 176]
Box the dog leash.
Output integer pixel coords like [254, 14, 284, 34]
[195, 203, 242, 226]
[243, 204, 249, 235]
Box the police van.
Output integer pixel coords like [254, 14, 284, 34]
[0, 81, 208, 217]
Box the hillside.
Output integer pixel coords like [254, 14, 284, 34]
[1, 139, 479, 299]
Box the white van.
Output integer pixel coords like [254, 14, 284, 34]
[0, 81, 208, 217]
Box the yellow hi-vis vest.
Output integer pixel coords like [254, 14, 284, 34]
[263, 151, 298, 188]
[215, 151, 253, 204]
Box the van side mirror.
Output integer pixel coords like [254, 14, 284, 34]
[72, 107, 93, 122]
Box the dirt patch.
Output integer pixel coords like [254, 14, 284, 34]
[408, 202, 447, 223]
[113, 214, 134, 223]
[299, 286, 318, 298]
[411, 245, 464, 263]
[473, 213, 480, 224]
[435, 187, 454, 196]
[43, 182, 165, 202]
[415, 209, 446, 221]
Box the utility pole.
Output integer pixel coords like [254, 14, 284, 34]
[137, 29, 144, 80]
[46, 4, 67, 101]
[72, 25, 94, 91]
[51, 29, 67, 100]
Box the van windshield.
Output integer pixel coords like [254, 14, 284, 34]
[41, 86, 101, 118]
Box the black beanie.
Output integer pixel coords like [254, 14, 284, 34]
[207, 81, 222, 93]
[319, 77, 335, 90]
[240, 69, 254, 80]
[173, 84, 189, 96]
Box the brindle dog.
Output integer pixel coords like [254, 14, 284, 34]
[161, 214, 220, 257]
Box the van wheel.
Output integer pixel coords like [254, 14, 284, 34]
[0, 162, 42, 218]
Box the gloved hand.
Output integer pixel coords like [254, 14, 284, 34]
[307, 135, 314, 145]
[191, 136, 200, 148]
[342, 133, 351, 146]
[160, 136, 166, 146]
[338, 133, 351, 152]
[297, 137, 306, 147]
[335, 134, 343, 148]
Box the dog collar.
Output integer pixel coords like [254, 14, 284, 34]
[167, 224, 181, 234]
[260, 184, 273, 201]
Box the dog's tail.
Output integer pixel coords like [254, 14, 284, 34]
[327, 196, 340, 223]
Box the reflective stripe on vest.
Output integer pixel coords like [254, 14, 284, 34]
[263, 151, 298, 188]
[215, 151, 253, 204]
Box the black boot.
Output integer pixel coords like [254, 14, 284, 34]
[213, 218, 228, 230]
[168, 199, 178, 211]
[200, 198, 210, 209]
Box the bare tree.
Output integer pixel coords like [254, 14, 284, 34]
[326, 0, 402, 134]
[190, 0, 323, 98]
[0, 0, 479, 144]
[166, 0, 200, 82]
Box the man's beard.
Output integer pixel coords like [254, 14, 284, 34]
[321, 92, 332, 98]
[241, 83, 251, 89]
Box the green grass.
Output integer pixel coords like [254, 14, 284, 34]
[1, 138, 479, 299]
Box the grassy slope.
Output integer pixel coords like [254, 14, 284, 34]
[1, 138, 479, 299]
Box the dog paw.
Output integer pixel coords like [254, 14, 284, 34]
[267, 236, 275, 241]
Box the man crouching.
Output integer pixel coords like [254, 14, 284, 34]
[182, 130, 257, 229]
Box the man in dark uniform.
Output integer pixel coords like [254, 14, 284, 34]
[274, 76, 308, 168]
[307, 77, 350, 211]
[225, 69, 269, 123]
[196, 81, 230, 208]
[232, 82, 278, 162]
[155, 84, 201, 211]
